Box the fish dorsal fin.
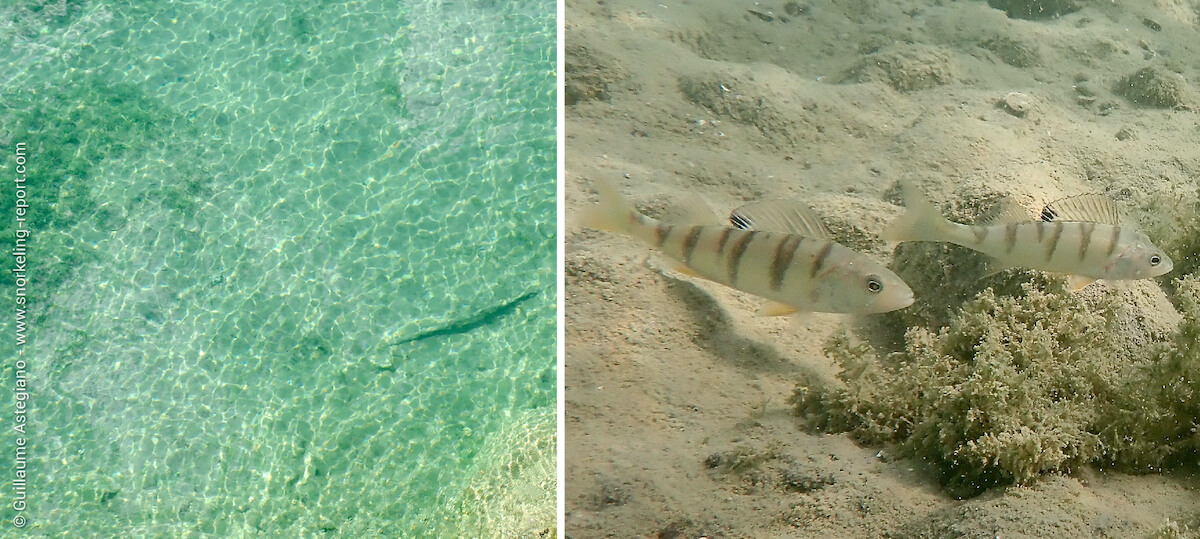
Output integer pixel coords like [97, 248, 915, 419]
[983, 197, 1033, 225]
[660, 194, 723, 225]
[1040, 194, 1121, 225]
[729, 200, 831, 239]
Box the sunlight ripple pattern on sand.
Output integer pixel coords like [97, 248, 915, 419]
[0, 0, 555, 535]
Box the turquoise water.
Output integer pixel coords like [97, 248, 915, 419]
[0, 0, 556, 536]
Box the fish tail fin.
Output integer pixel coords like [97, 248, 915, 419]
[578, 179, 639, 234]
[881, 181, 955, 243]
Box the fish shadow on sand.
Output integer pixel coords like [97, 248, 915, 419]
[656, 270, 810, 378]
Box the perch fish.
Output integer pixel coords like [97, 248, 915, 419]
[579, 180, 914, 315]
[881, 181, 1173, 290]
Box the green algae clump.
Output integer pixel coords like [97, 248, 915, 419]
[795, 274, 1200, 497]
[1107, 274, 1200, 468]
[792, 281, 1140, 496]
[1114, 66, 1198, 110]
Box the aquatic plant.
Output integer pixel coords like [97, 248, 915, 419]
[796, 271, 1200, 496]
[0, 75, 174, 303]
[1104, 275, 1200, 467]
[6, 0, 90, 38]
[1142, 188, 1200, 293]
[793, 280, 1145, 496]
[877, 240, 1055, 339]
[1114, 65, 1198, 110]
[986, 0, 1080, 20]
[1148, 518, 1199, 539]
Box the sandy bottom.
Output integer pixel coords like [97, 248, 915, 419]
[565, 0, 1200, 536]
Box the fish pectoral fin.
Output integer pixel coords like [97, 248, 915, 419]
[978, 259, 1011, 280]
[671, 262, 702, 278]
[1067, 274, 1097, 291]
[758, 301, 799, 317]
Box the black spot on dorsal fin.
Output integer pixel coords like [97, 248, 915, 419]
[1040, 193, 1121, 225]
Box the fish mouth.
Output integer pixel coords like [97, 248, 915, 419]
[870, 290, 915, 313]
[890, 289, 916, 311]
[1140, 259, 1174, 278]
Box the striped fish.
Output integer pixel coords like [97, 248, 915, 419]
[578, 180, 914, 315]
[881, 181, 1173, 290]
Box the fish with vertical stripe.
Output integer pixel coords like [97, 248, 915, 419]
[881, 181, 1172, 290]
[578, 180, 915, 315]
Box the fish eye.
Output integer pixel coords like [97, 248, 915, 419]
[866, 276, 883, 293]
[1150, 255, 1162, 266]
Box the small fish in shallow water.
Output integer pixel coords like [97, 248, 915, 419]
[578, 180, 914, 315]
[881, 181, 1173, 290]
[390, 290, 538, 346]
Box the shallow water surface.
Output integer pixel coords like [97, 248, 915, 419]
[0, 0, 556, 535]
